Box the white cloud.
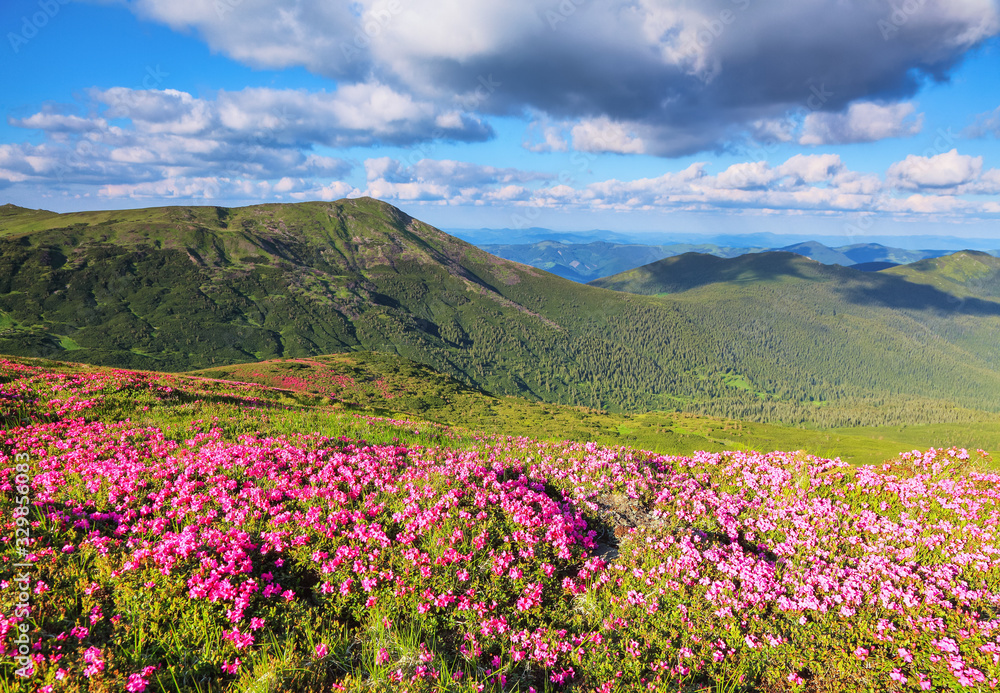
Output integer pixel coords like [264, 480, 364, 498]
[95, 88, 214, 135]
[887, 149, 983, 189]
[962, 169, 1000, 196]
[360, 157, 553, 204]
[65, 85, 493, 149]
[775, 154, 845, 185]
[98, 177, 237, 200]
[289, 181, 359, 201]
[322, 82, 433, 132]
[715, 161, 775, 190]
[749, 118, 796, 145]
[9, 113, 107, 133]
[274, 177, 298, 193]
[3, 89, 377, 205]
[800, 102, 923, 145]
[523, 120, 569, 153]
[4, 83, 498, 199]
[571, 118, 645, 155]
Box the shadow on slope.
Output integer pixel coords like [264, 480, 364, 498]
[589, 251, 837, 294]
[830, 272, 1000, 317]
[592, 250, 1000, 318]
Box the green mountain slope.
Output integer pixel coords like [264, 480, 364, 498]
[479, 239, 955, 283]
[588, 251, 843, 294]
[0, 203, 59, 224]
[480, 240, 672, 282]
[883, 250, 1000, 299]
[851, 261, 899, 272]
[779, 241, 949, 266]
[589, 250, 1000, 422]
[2, 199, 1000, 427]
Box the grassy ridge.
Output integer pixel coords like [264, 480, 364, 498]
[2, 351, 997, 466]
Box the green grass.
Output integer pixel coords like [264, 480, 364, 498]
[721, 372, 753, 391]
[187, 351, 1000, 467]
[7, 351, 996, 468]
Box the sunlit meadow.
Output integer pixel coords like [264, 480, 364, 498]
[1, 357, 998, 692]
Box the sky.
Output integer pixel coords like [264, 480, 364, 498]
[1, 0, 1000, 242]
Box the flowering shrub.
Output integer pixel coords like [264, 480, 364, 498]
[0, 357, 998, 691]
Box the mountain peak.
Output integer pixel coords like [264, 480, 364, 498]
[778, 241, 853, 265]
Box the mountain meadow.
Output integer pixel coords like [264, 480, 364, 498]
[2, 198, 1000, 692]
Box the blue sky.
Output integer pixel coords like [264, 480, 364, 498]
[2, 0, 1000, 240]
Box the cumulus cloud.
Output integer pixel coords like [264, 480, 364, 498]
[289, 181, 360, 201]
[571, 118, 645, 155]
[714, 161, 775, 190]
[86, 85, 492, 147]
[365, 158, 551, 187]
[887, 149, 983, 189]
[800, 102, 924, 145]
[523, 120, 569, 153]
[98, 177, 251, 201]
[1, 123, 353, 190]
[775, 154, 846, 184]
[105, 0, 998, 156]
[8, 127, 999, 218]
[749, 119, 796, 145]
[962, 168, 1000, 196]
[98, 175, 362, 204]
[9, 112, 108, 134]
[360, 158, 551, 203]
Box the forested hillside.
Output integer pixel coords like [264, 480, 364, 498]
[587, 249, 1000, 424]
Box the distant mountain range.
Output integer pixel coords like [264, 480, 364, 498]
[452, 225, 1000, 252]
[477, 238, 988, 282]
[477, 240, 767, 282]
[2, 199, 1000, 428]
